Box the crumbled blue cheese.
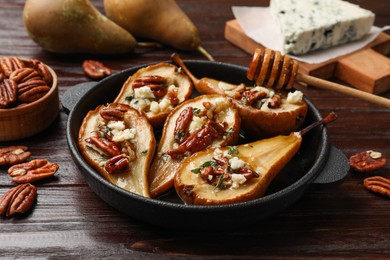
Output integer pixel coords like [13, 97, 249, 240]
[107, 121, 125, 131]
[231, 174, 247, 189]
[188, 115, 207, 134]
[229, 156, 246, 170]
[116, 177, 128, 187]
[107, 120, 136, 142]
[134, 86, 155, 99]
[287, 90, 303, 104]
[270, 0, 375, 54]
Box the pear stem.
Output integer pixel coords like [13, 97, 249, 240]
[197, 45, 215, 61]
[171, 53, 201, 85]
[299, 112, 338, 136]
[137, 42, 163, 48]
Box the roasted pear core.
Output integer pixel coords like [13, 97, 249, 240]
[114, 63, 193, 128]
[148, 95, 241, 197]
[174, 133, 302, 205]
[171, 53, 308, 138]
[78, 103, 156, 197]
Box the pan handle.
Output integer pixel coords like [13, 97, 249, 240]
[311, 146, 350, 187]
[61, 81, 98, 115]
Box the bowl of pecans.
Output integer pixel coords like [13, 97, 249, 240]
[0, 57, 59, 141]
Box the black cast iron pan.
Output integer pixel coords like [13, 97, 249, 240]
[64, 60, 349, 230]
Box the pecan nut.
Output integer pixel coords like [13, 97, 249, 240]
[131, 75, 168, 97]
[18, 85, 50, 103]
[363, 176, 390, 198]
[17, 79, 48, 94]
[132, 75, 167, 89]
[0, 183, 37, 217]
[83, 60, 112, 80]
[9, 67, 40, 84]
[174, 107, 193, 144]
[0, 78, 18, 108]
[31, 59, 53, 86]
[104, 154, 129, 174]
[99, 107, 126, 122]
[8, 159, 59, 184]
[0, 57, 25, 77]
[85, 136, 122, 157]
[349, 150, 387, 172]
[0, 146, 31, 165]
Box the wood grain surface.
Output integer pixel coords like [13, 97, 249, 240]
[0, 0, 389, 259]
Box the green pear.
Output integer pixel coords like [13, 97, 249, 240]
[23, 0, 137, 54]
[104, 0, 214, 60]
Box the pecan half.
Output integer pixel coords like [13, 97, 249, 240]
[31, 59, 53, 86]
[8, 159, 59, 184]
[17, 79, 48, 94]
[0, 146, 31, 166]
[363, 176, 390, 198]
[132, 75, 167, 89]
[0, 57, 25, 77]
[104, 154, 129, 174]
[83, 60, 112, 80]
[0, 78, 17, 108]
[168, 127, 213, 158]
[0, 183, 37, 217]
[132, 75, 168, 98]
[9, 67, 40, 84]
[100, 107, 126, 122]
[85, 136, 121, 157]
[349, 150, 387, 172]
[18, 85, 50, 103]
[174, 107, 193, 144]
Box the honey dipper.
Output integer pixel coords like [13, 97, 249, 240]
[247, 48, 390, 109]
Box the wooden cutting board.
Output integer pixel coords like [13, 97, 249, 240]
[224, 19, 390, 94]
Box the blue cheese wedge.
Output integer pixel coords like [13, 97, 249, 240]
[270, 0, 375, 55]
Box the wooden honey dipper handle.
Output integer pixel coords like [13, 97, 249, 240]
[248, 48, 390, 109]
[296, 73, 390, 109]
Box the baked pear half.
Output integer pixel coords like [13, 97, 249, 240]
[171, 53, 307, 138]
[149, 94, 241, 197]
[114, 62, 193, 128]
[174, 132, 302, 205]
[78, 103, 156, 197]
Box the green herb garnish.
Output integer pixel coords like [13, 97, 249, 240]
[228, 146, 239, 156]
[125, 94, 135, 102]
[191, 160, 218, 174]
[214, 174, 225, 190]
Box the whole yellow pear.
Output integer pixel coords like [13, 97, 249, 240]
[103, 0, 201, 51]
[23, 0, 137, 54]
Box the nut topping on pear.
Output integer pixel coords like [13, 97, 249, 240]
[174, 113, 338, 205]
[171, 53, 308, 138]
[78, 103, 156, 197]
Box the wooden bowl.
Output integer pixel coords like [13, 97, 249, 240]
[0, 65, 59, 141]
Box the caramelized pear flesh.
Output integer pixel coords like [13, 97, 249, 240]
[171, 53, 308, 138]
[23, 0, 137, 54]
[149, 95, 241, 197]
[78, 103, 155, 197]
[114, 63, 193, 128]
[174, 133, 302, 205]
[174, 112, 338, 205]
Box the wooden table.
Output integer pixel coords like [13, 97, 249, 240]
[1, 0, 389, 258]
